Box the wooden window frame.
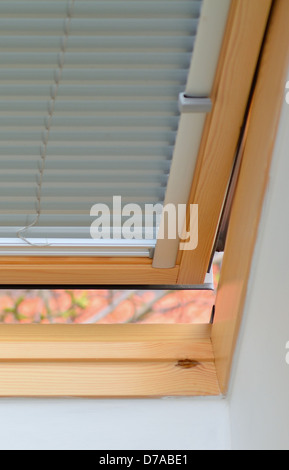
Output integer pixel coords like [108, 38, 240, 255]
[0, 0, 288, 397]
[0, 0, 272, 287]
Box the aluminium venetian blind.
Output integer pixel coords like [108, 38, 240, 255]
[0, 0, 204, 256]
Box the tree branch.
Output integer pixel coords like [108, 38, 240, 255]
[83, 290, 137, 324]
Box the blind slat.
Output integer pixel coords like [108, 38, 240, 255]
[0, 68, 188, 83]
[2, 215, 155, 229]
[0, 18, 199, 35]
[0, 185, 167, 199]
[0, 115, 180, 129]
[0, 100, 179, 114]
[0, 197, 165, 211]
[0, 52, 192, 67]
[0, 144, 174, 157]
[0, 84, 184, 98]
[0, 130, 177, 144]
[0, 172, 169, 185]
[0, 36, 195, 52]
[0, 1, 202, 18]
[0, 158, 172, 172]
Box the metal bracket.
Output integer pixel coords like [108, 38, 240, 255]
[178, 93, 212, 114]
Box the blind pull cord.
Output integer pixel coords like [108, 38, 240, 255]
[17, 0, 75, 247]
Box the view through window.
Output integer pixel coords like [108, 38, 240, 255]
[0, 259, 222, 325]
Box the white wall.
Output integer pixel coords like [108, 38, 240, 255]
[229, 75, 289, 450]
[0, 398, 230, 450]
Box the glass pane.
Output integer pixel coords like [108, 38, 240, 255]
[0, 262, 221, 325]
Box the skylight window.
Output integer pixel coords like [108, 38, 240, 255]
[0, 0, 230, 268]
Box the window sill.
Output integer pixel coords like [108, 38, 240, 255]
[0, 324, 220, 397]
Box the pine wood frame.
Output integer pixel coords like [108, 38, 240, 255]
[0, 0, 286, 397]
[212, 0, 289, 394]
[0, 0, 272, 287]
[0, 324, 219, 397]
